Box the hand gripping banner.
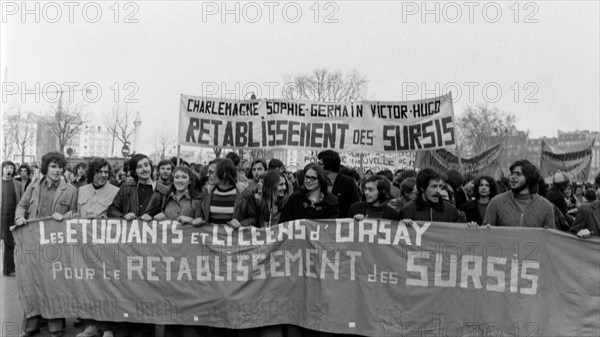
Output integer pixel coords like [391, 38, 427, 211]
[179, 94, 456, 153]
[13, 218, 600, 336]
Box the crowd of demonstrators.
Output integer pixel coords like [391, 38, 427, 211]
[4, 147, 600, 337]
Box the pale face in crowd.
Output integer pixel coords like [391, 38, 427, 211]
[207, 163, 219, 186]
[277, 176, 287, 197]
[509, 166, 526, 192]
[173, 169, 190, 193]
[77, 166, 86, 178]
[19, 167, 29, 180]
[47, 162, 64, 184]
[423, 179, 443, 204]
[2, 165, 14, 179]
[136, 158, 152, 182]
[478, 179, 491, 198]
[575, 186, 583, 197]
[304, 169, 320, 192]
[565, 184, 572, 198]
[251, 163, 265, 181]
[93, 165, 110, 187]
[159, 165, 173, 182]
[363, 181, 380, 205]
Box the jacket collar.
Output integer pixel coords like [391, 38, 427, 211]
[415, 193, 445, 211]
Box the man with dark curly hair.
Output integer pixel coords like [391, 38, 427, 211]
[14, 151, 77, 337]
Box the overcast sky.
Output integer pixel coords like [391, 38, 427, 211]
[2, 1, 599, 155]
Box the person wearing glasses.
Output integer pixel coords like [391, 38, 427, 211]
[279, 163, 339, 223]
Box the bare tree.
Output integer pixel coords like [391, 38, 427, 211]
[283, 69, 368, 102]
[456, 103, 533, 171]
[2, 116, 15, 160]
[36, 95, 84, 153]
[153, 130, 176, 160]
[104, 105, 137, 156]
[11, 109, 36, 162]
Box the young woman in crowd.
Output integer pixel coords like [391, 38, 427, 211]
[460, 175, 499, 225]
[242, 170, 290, 227]
[141, 165, 201, 224]
[279, 163, 339, 222]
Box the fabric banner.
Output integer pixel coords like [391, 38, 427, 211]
[299, 151, 416, 173]
[540, 139, 595, 183]
[14, 218, 600, 336]
[414, 143, 503, 177]
[179, 94, 456, 153]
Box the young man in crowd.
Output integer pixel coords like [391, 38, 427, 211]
[317, 150, 361, 218]
[73, 162, 88, 188]
[108, 154, 169, 219]
[400, 168, 463, 222]
[71, 158, 120, 337]
[545, 172, 575, 226]
[226, 151, 249, 184]
[572, 172, 600, 238]
[349, 175, 400, 220]
[1, 161, 24, 276]
[194, 158, 251, 229]
[156, 159, 174, 188]
[14, 152, 78, 337]
[16, 163, 32, 191]
[482, 159, 555, 228]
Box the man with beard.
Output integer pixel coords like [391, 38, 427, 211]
[483, 160, 555, 228]
[14, 152, 78, 337]
[156, 159, 174, 188]
[108, 154, 169, 219]
[349, 175, 400, 220]
[1, 161, 24, 276]
[400, 168, 463, 222]
[70, 158, 119, 337]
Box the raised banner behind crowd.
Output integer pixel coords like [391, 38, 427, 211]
[300, 151, 416, 173]
[14, 218, 600, 336]
[541, 139, 595, 182]
[414, 143, 503, 177]
[179, 94, 456, 153]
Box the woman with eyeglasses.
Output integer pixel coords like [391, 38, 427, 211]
[279, 163, 339, 223]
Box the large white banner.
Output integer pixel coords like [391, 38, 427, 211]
[179, 94, 456, 153]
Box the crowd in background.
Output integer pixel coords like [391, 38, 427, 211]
[2, 149, 600, 337]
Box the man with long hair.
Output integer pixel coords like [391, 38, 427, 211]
[349, 175, 400, 220]
[14, 152, 77, 337]
[483, 160, 555, 228]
